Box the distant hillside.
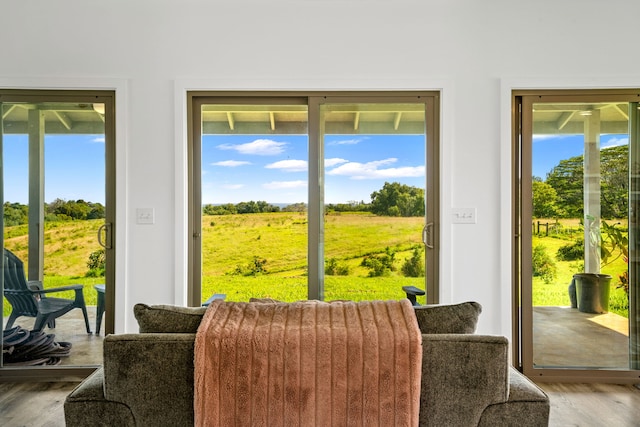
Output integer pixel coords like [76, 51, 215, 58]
[4, 219, 105, 277]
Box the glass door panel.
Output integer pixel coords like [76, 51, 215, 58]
[191, 93, 439, 307]
[520, 93, 640, 380]
[198, 102, 309, 302]
[319, 102, 428, 302]
[2, 96, 111, 370]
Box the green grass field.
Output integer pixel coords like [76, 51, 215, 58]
[3, 213, 630, 318]
[531, 219, 629, 317]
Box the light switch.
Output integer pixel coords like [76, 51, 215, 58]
[452, 208, 476, 224]
[136, 208, 155, 224]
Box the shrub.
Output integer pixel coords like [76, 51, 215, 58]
[325, 258, 350, 276]
[86, 248, 105, 277]
[532, 244, 556, 283]
[556, 238, 584, 261]
[233, 256, 268, 276]
[401, 247, 425, 277]
[361, 247, 396, 277]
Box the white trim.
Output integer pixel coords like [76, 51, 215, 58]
[499, 76, 640, 338]
[174, 78, 455, 305]
[0, 76, 129, 333]
[174, 81, 190, 306]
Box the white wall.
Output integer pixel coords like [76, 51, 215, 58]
[2, 0, 639, 335]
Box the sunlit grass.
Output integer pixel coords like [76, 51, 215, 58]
[202, 275, 426, 305]
[3, 214, 629, 319]
[532, 222, 629, 318]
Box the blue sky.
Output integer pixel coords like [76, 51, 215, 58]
[3, 132, 630, 206]
[532, 133, 628, 179]
[3, 134, 105, 204]
[202, 134, 426, 204]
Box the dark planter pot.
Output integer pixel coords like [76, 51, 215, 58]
[572, 273, 612, 314]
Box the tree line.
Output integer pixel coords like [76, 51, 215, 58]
[3, 199, 105, 226]
[533, 144, 628, 219]
[202, 181, 426, 217]
[3, 181, 426, 226]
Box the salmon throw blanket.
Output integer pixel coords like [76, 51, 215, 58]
[194, 299, 422, 426]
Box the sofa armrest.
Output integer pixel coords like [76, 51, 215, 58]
[478, 367, 550, 426]
[64, 368, 135, 426]
[103, 333, 196, 427]
[419, 334, 510, 427]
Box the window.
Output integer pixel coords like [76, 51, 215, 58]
[189, 92, 439, 305]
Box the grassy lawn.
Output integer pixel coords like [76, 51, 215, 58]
[202, 275, 426, 305]
[532, 219, 629, 317]
[3, 213, 629, 318]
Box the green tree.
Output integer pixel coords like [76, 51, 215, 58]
[282, 202, 307, 212]
[532, 180, 558, 218]
[600, 145, 628, 218]
[45, 198, 105, 220]
[87, 202, 105, 219]
[370, 182, 425, 217]
[545, 145, 628, 219]
[203, 203, 237, 215]
[3, 202, 28, 226]
[545, 156, 584, 218]
[235, 200, 280, 214]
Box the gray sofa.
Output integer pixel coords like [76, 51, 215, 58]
[64, 301, 549, 426]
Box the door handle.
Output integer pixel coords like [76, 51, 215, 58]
[423, 222, 434, 249]
[98, 223, 113, 249]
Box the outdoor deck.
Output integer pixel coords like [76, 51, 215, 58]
[3, 305, 104, 367]
[534, 306, 630, 369]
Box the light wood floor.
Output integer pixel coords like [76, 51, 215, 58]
[1, 381, 639, 426]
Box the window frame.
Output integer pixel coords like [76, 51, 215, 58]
[0, 88, 117, 380]
[512, 88, 640, 383]
[187, 91, 440, 306]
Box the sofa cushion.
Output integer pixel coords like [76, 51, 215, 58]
[133, 300, 482, 334]
[133, 303, 207, 333]
[413, 301, 482, 334]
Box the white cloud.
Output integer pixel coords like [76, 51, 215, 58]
[325, 158, 348, 167]
[262, 180, 307, 190]
[265, 159, 307, 172]
[91, 137, 105, 143]
[328, 137, 366, 146]
[602, 137, 629, 148]
[222, 184, 244, 190]
[532, 134, 575, 142]
[327, 158, 425, 180]
[212, 160, 251, 167]
[217, 138, 287, 155]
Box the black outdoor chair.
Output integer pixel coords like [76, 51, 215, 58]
[3, 249, 91, 333]
[402, 285, 426, 306]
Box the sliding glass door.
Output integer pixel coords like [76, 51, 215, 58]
[1, 91, 116, 378]
[515, 90, 640, 382]
[189, 92, 439, 306]
[316, 97, 435, 302]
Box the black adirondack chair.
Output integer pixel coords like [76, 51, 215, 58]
[3, 249, 91, 333]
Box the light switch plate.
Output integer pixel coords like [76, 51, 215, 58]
[136, 208, 155, 224]
[452, 207, 476, 224]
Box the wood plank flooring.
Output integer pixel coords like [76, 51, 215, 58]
[1, 381, 639, 426]
[537, 382, 640, 427]
[0, 382, 77, 427]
